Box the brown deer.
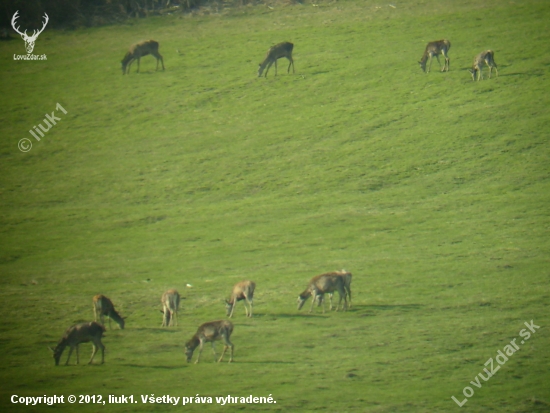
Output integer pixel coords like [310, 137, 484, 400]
[161, 289, 180, 327]
[469, 50, 498, 81]
[258, 42, 295, 78]
[325, 270, 353, 309]
[93, 294, 125, 330]
[11, 11, 49, 54]
[49, 322, 105, 365]
[297, 272, 348, 313]
[184, 320, 234, 364]
[121, 40, 165, 75]
[418, 39, 451, 73]
[225, 280, 255, 318]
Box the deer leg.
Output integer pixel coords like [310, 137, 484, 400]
[65, 346, 74, 365]
[94, 339, 105, 364]
[155, 53, 164, 71]
[136, 57, 140, 73]
[229, 300, 236, 318]
[274, 59, 278, 76]
[434, 54, 442, 71]
[287, 57, 294, 74]
[89, 343, 98, 364]
[218, 345, 228, 362]
[319, 293, 326, 314]
[248, 298, 253, 317]
[328, 293, 334, 311]
[341, 289, 348, 311]
[264, 61, 273, 78]
[309, 294, 316, 313]
[195, 341, 205, 364]
[126, 59, 134, 75]
[211, 342, 219, 362]
[220, 336, 233, 363]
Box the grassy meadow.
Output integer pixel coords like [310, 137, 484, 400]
[1, 0, 549, 411]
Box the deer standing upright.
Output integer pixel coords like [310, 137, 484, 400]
[469, 50, 498, 81]
[49, 322, 105, 365]
[121, 40, 165, 75]
[418, 39, 451, 73]
[258, 42, 295, 78]
[93, 294, 125, 329]
[184, 320, 234, 364]
[161, 289, 180, 327]
[225, 280, 255, 318]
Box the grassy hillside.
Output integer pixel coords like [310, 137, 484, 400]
[0, 0, 549, 412]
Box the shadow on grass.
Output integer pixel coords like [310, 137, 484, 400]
[260, 313, 328, 318]
[129, 327, 181, 333]
[120, 363, 184, 369]
[236, 360, 296, 365]
[350, 304, 424, 315]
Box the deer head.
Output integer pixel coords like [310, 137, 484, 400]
[11, 11, 49, 54]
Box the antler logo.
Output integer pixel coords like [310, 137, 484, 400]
[11, 11, 49, 54]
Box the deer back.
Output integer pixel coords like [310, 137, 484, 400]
[230, 280, 255, 303]
[52, 322, 105, 364]
[162, 289, 180, 310]
[122, 40, 159, 66]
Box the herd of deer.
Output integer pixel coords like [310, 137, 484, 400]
[49, 270, 352, 366]
[120, 38, 497, 81]
[418, 39, 498, 81]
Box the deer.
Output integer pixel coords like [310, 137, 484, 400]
[93, 294, 126, 330]
[258, 42, 295, 78]
[49, 322, 105, 366]
[161, 289, 180, 327]
[469, 50, 498, 81]
[418, 39, 451, 73]
[11, 11, 48, 54]
[184, 320, 234, 364]
[297, 272, 348, 313]
[121, 40, 165, 75]
[324, 270, 353, 309]
[225, 280, 255, 318]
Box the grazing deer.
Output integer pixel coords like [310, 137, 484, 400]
[93, 294, 125, 330]
[469, 50, 498, 81]
[257, 41, 295, 78]
[11, 11, 49, 54]
[297, 272, 348, 313]
[225, 280, 255, 318]
[121, 40, 165, 75]
[161, 289, 180, 327]
[325, 270, 353, 309]
[49, 322, 105, 365]
[418, 39, 451, 73]
[184, 320, 234, 364]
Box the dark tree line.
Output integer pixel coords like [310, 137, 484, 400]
[1, 0, 202, 30]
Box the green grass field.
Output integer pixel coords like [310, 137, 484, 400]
[1, 0, 549, 411]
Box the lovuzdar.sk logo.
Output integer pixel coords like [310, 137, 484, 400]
[11, 10, 48, 61]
